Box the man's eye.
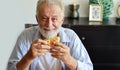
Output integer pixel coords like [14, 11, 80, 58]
[52, 18, 57, 21]
[41, 17, 47, 21]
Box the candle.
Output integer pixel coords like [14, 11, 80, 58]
[73, 2, 76, 6]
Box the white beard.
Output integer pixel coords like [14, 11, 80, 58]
[39, 26, 60, 39]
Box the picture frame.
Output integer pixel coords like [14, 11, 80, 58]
[89, 4, 103, 22]
[117, 4, 120, 16]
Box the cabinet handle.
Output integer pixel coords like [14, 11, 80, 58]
[81, 37, 85, 40]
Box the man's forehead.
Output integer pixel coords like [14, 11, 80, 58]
[39, 4, 61, 11]
[38, 5, 62, 15]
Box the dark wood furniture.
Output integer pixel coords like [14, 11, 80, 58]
[25, 17, 120, 70]
[71, 25, 120, 70]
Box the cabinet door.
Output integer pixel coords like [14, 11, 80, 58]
[71, 25, 120, 70]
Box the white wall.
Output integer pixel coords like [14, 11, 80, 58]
[0, 0, 37, 70]
[0, 0, 120, 70]
[0, 0, 23, 69]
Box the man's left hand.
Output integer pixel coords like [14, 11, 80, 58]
[50, 42, 77, 70]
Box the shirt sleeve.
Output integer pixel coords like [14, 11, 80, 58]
[7, 30, 30, 70]
[75, 38, 93, 70]
[74, 32, 93, 70]
[65, 29, 93, 70]
[77, 60, 93, 70]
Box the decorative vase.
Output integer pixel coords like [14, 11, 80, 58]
[89, 0, 114, 21]
[69, 4, 79, 19]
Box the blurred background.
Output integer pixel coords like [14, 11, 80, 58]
[0, 0, 120, 70]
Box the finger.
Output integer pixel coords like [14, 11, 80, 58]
[38, 44, 50, 50]
[51, 54, 62, 59]
[31, 43, 41, 50]
[51, 52, 64, 56]
[33, 39, 48, 45]
[31, 43, 40, 50]
[50, 49, 59, 53]
[51, 47, 65, 53]
[51, 55, 58, 59]
[50, 48, 64, 56]
[33, 42, 50, 50]
[37, 39, 48, 45]
[37, 49, 49, 56]
[37, 49, 49, 53]
[53, 42, 66, 49]
[32, 39, 41, 43]
[31, 39, 47, 49]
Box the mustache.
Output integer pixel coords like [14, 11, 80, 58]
[39, 26, 59, 39]
[43, 26, 55, 30]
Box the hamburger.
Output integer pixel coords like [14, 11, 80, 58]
[45, 36, 60, 47]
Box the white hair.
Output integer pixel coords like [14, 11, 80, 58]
[36, 0, 64, 16]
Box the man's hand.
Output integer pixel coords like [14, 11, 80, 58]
[27, 39, 50, 60]
[50, 42, 77, 70]
[17, 39, 50, 70]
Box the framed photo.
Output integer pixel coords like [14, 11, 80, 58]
[89, 4, 103, 22]
[117, 4, 120, 16]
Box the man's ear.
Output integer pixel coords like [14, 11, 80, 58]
[36, 15, 39, 22]
[62, 17, 65, 21]
[61, 17, 65, 24]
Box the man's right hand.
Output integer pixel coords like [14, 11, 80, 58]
[16, 39, 50, 70]
[27, 39, 50, 60]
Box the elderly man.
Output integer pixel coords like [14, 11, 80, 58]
[7, 0, 93, 70]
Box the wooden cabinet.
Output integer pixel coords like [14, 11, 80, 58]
[64, 17, 120, 70]
[70, 25, 120, 70]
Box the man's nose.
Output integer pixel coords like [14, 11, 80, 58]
[46, 18, 52, 27]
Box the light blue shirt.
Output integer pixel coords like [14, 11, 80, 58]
[7, 26, 93, 70]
